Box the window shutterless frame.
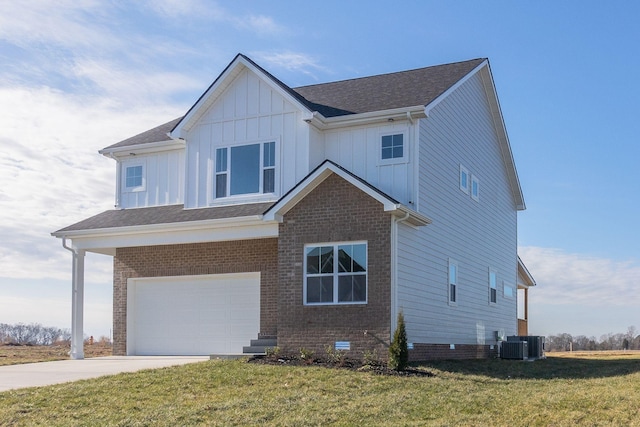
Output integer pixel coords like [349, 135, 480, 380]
[489, 269, 497, 304]
[379, 131, 408, 164]
[303, 242, 368, 305]
[448, 258, 458, 305]
[122, 161, 146, 192]
[214, 140, 277, 199]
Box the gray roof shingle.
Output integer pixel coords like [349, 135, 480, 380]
[54, 202, 273, 234]
[103, 57, 485, 150]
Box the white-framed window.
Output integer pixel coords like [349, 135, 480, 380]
[471, 174, 480, 202]
[489, 269, 497, 304]
[304, 242, 367, 305]
[459, 165, 469, 194]
[380, 132, 407, 164]
[448, 259, 458, 305]
[504, 282, 515, 298]
[123, 162, 145, 192]
[214, 141, 276, 199]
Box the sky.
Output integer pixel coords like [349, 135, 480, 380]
[0, 1, 638, 341]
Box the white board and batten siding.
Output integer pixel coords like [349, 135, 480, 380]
[184, 68, 311, 208]
[119, 150, 185, 209]
[323, 122, 416, 206]
[396, 71, 518, 346]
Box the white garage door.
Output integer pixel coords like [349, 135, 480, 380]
[127, 273, 260, 355]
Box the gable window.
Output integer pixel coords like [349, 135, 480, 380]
[471, 174, 480, 201]
[448, 259, 458, 305]
[460, 165, 469, 194]
[215, 141, 276, 199]
[381, 133, 404, 160]
[304, 242, 367, 305]
[489, 269, 497, 304]
[123, 163, 145, 192]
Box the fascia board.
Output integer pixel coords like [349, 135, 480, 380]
[51, 215, 269, 239]
[311, 105, 427, 130]
[99, 139, 185, 157]
[518, 256, 536, 287]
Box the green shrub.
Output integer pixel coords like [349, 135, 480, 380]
[388, 312, 409, 371]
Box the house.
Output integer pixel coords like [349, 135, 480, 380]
[52, 53, 534, 360]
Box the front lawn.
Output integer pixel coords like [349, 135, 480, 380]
[1, 352, 639, 426]
[0, 343, 112, 366]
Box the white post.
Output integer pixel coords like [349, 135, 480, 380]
[70, 249, 85, 359]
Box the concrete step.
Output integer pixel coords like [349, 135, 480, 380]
[250, 338, 277, 347]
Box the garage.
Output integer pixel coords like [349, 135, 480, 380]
[126, 273, 260, 355]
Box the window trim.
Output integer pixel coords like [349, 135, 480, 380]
[213, 139, 278, 200]
[122, 161, 146, 193]
[489, 268, 497, 305]
[459, 165, 470, 194]
[471, 174, 480, 202]
[448, 258, 458, 306]
[503, 281, 515, 299]
[303, 241, 368, 306]
[379, 131, 408, 165]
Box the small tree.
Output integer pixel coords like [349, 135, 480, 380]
[389, 311, 409, 371]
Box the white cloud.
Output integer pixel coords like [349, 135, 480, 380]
[250, 51, 329, 79]
[519, 246, 640, 306]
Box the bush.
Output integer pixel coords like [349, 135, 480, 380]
[388, 312, 409, 371]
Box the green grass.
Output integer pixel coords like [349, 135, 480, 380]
[1, 353, 640, 426]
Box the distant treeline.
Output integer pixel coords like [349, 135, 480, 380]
[0, 323, 71, 346]
[546, 326, 640, 352]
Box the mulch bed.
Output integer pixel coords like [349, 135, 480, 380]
[247, 355, 434, 377]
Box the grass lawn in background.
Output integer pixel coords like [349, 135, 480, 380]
[0, 351, 638, 426]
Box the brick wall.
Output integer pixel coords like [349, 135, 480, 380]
[409, 344, 499, 361]
[112, 239, 277, 355]
[277, 173, 392, 359]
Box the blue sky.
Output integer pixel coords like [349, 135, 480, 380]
[0, 1, 638, 340]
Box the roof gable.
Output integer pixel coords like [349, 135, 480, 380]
[263, 160, 431, 227]
[170, 54, 315, 139]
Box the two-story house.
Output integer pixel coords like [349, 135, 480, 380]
[53, 54, 534, 360]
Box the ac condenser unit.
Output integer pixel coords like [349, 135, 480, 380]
[500, 341, 528, 360]
[507, 336, 545, 359]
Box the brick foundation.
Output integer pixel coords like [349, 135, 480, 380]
[112, 239, 277, 355]
[277, 173, 392, 359]
[409, 343, 499, 361]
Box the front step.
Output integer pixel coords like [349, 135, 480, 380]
[243, 337, 277, 355]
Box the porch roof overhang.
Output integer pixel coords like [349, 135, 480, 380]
[51, 203, 278, 255]
[517, 256, 536, 289]
[263, 160, 432, 227]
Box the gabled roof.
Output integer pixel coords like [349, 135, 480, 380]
[101, 117, 183, 152]
[263, 160, 432, 227]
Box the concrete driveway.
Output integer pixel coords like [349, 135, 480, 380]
[0, 356, 210, 392]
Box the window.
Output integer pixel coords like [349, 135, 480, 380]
[459, 165, 469, 194]
[381, 133, 404, 160]
[123, 164, 144, 191]
[471, 175, 480, 201]
[214, 141, 276, 198]
[304, 242, 367, 305]
[489, 270, 497, 304]
[504, 282, 515, 298]
[448, 259, 458, 304]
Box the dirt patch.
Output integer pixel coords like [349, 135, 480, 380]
[247, 355, 434, 377]
[0, 343, 112, 366]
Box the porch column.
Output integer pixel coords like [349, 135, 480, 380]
[70, 249, 85, 359]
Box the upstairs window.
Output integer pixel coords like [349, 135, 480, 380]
[123, 163, 145, 192]
[215, 141, 276, 199]
[489, 270, 497, 304]
[460, 165, 469, 194]
[471, 175, 480, 202]
[304, 242, 367, 305]
[380, 132, 407, 164]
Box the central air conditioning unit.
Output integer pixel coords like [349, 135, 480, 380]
[507, 336, 546, 359]
[500, 340, 528, 360]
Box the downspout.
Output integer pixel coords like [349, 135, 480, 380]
[390, 211, 411, 336]
[62, 237, 85, 359]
